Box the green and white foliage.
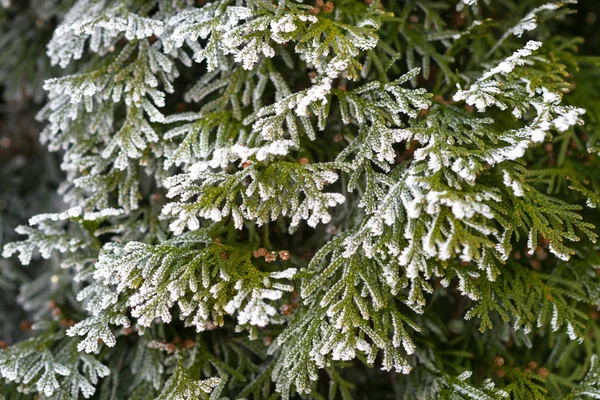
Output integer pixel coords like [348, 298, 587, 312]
[0, 327, 109, 398]
[163, 160, 348, 232]
[566, 355, 600, 399]
[1, 0, 600, 399]
[71, 231, 297, 344]
[155, 359, 220, 400]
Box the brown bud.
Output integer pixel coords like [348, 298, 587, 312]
[184, 338, 195, 348]
[221, 252, 229, 260]
[494, 356, 505, 367]
[263, 336, 273, 346]
[150, 193, 162, 203]
[122, 327, 133, 336]
[452, 11, 466, 28]
[334, 133, 343, 143]
[48, 300, 57, 309]
[20, 321, 32, 332]
[528, 361, 538, 369]
[280, 304, 294, 316]
[166, 344, 177, 354]
[315, 0, 324, 6]
[309, 71, 318, 80]
[535, 247, 547, 261]
[205, 321, 216, 330]
[241, 161, 252, 169]
[175, 102, 187, 113]
[524, 368, 532, 374]
[496, 369, 505, 378]
[537, 367, 549, 378]
[310, 6, 320, 14]
[299, 157, 309, 165]
[265, 251, 278, 263]
[0, 340, 8, 349]
[323, 1, 334, 13]
[279, 250, 290, 261]
[256, 248, 267, 257]
[61, 319, 76, 327]
[570, 140, 578, 149]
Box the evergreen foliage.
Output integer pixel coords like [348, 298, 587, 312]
[1, 0, 600, 398]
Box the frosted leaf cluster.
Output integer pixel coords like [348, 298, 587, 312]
[47, 0, 164, 67]
[454, 41, 585, 143]
[74, 240, 297, 337]
[166, 4, 253, 70]
[510, 3, 571, 37]
[271, 236, 423, 395]
[166, 2, 320, 72]
[163, 162, 346, 233]
[67, 313, 130, 353]
[157, 362, 220, 399]
[1, 207, 90, 265]
[0, 337, 110, 398]
[189, 140, 297, 170]
[502, 169, 524, 197]
[454, 41, 544, 110]
[307, 41, 592, 331]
